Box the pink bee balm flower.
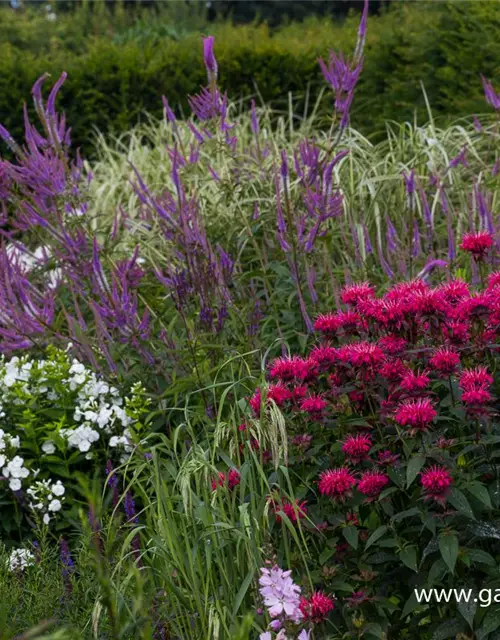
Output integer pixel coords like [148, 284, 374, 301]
[385, 279, 428, 301]
[227, 469, 241, 489]
[438, 279, 470, 303]
[487, 271, 500, 290]
[269, 356, 316, 381]
[420, 465, 452, 505]
[377, 335, 408, 355]
[300, 394, 328, 415]
[377, 450, 400, 466]
[340, 282, 375, 306]
[313, 311, 361, 336]
[461, 388, 492, 405]
[318, 468, 356, 501]
[400, 370, 430, 393]
[211, 471, 226, 491]
[300, 591, 335, 622]
[379, 359, 407, 382]
[429, 347, 460, 376]
[211, 469, 240, 491]
[459, 366, 493, 391]
[309, 345, 339, 368]
[460, 231, 494, 259]
[394, 398, 437, 434]
[357, 470, 389, 497]
[345, 341, 385, 367]
[292, 434, 313, 452]
[267, 384, 293, 406]
[341, 434, 372, 463]
[273, 498, 308, 524]
[408, 288, 450, 317]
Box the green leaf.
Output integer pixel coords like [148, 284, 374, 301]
[406, 456, 426, 488]
[401, 592, 421, 619]
[466, 548, 497, 567]
[391, 507, 420, 523]
[457, 589, 477, 629]
[439, 532, 459, 574]
[432, 618, 467, 639]
[365, 525, 388, 550]
[423, 536, 440, 560]
[343, 525, 359, 550]
[319, 548, 335, 565]
[231, 568, 254, 618]
[479, 607, 500, 635]
[399, 546, 418, 572]
[428, 558, 447, 586]
[466, 521, 500, 541]
[447, 488, 476, 520]
[467, 482, 492, 509]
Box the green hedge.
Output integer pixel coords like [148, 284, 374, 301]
[1, 1, 499, 156]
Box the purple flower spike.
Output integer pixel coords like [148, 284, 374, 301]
[124, 491, 139, 524]
[162, 96, 176, 123]
[358, 0, 369, 40]
[250, 99, 260, 135]
[203, 36, 217, 78]
[481, 75, 500, 110]
[46, 72, 68, 121]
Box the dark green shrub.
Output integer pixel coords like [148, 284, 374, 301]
[0, 2, 499, 156]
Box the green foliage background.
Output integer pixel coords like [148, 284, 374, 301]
[0, 1, 499, 156]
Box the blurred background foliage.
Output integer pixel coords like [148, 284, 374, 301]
[0, 1, 499, 156]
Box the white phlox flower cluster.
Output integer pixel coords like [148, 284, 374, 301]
[8, 548, 35, 572]
[60, 360, 133, 455]
[0, 351, 144, 505]
[0, 429, 28, 491]
[27, 478, 65, 525]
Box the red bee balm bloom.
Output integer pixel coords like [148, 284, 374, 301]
[377, 335, 408, 355]
[300, 591, 335, 621]
[420, 465, 452, 505]
[341, 282, 375, 306]
[459, 366, 493, 391]
[438, 279, 470, 302]
[400, 370, 430, 393]
[319, 468, 356, 501]
[379, 359, 407, 382]
[269, 356, 309, 381]
[274, 499, 308, 523]
[462, 388, 492, 405]
[357, 470, 389, 497]
[429, 347, 460, 376]
[394, 398, 437, 433]
[300, 394, 328, 415]
[341, 434, 372, 463]
[212, 469, 240, 491]
[460, 231, 494, 259]
[345, 342, 385, 367]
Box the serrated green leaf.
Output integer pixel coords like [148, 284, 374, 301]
[439, 532, 459, 574]
[448, 487, 476, 520]
[391, 507, 420, 523]
[365, 525, 388, 550]
[466, 521, 500, 541]
[457, 589, 477, 629]
[466, 548, 497, 567]
[343, 525, 358, 550]
[432, 618, 467, 639]
[401, 592, 421, 619]
[399, 546, 418, 572]
[479, 607, 500, 635]
[467, 482, 492, 509]
[406, 456, 425, 488]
